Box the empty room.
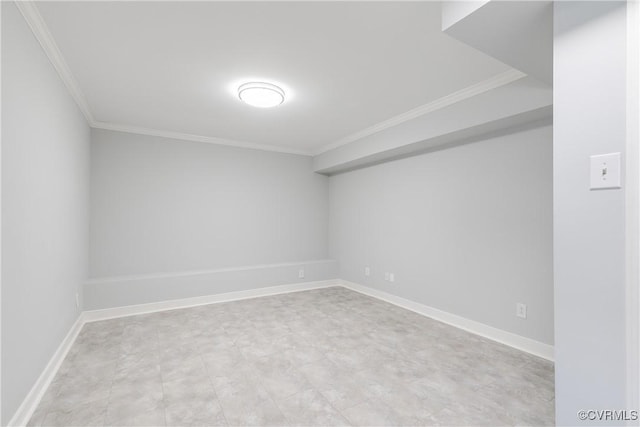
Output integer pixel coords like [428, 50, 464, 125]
[1, 1, 639, 426]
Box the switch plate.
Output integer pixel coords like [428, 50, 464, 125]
[516, 303, 527, 319]
[298, 269, 304, 279]
[364, 266, 370, 277]
[384, 272, 390, 281]
[389, 273, 395, 282]
[590, 152, 621, 190]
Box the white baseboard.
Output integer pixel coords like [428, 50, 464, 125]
[83, 279, 340, 322]
[8, 279, 339, 426]
[340, 280, 554, 361]
[8, 315, 85, 427]
[9, 277, 554, 426]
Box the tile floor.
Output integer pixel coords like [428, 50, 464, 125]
[28, 287, 555, 426]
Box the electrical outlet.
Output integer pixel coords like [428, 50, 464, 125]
[516, 303, 527, 319]
[298, 268, 305, 279]
[389, 273, 395, 282]
[384, 272, 390, 281]
[364, 266, 370, 277]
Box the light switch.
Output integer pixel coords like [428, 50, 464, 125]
[590, 152, 621, 190]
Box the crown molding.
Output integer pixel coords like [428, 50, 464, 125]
[313, 68, 527, 155]
[91, 121, 312, 156]
[15, 0, 526, 159]
[14, 1, 311, 156]
[15, 1, 96, 125]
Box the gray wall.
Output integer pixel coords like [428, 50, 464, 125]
[88, 129, 332, 308]
[329, 123, 553, 345]
[1, 3, 90, 424]
[91, 128, 329, 278]
[84, 260, 338, 310]
[553, 2, 629, 424]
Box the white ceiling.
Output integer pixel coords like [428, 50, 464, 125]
[35, 1, 511, 154]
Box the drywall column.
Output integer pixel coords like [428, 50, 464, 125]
[626, 0, 640, 414]
[553, 2, 630, 424]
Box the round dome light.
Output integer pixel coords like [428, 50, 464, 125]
[238, 82, 285, 108]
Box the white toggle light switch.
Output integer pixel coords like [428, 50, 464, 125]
[590, 152, 621, 190]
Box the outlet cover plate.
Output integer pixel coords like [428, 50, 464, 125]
[516, 303, 527, 319]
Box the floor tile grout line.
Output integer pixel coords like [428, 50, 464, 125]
[260, 396, 292, 427]
[312, 385, 357, 426]
[266, 336, 364, 426]
[153, 324, 169, 427]
[30, 287, 555, 426]
[199, 351, 231, 427]
[88, 320, 126, 427]
[207, 317, 265, 426]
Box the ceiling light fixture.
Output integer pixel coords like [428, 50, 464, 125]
[238, 82, 285, 108]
